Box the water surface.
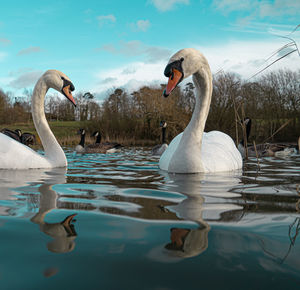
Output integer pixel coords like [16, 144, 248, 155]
[0, 148, 300, 289]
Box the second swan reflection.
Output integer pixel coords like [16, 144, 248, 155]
[148, 171, 242, 261]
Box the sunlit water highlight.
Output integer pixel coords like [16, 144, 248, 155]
[0, 148, 300, 289]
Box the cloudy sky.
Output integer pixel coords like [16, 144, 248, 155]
[0, 0, 299, 100]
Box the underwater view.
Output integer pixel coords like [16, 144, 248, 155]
[0, 148, 300, 289]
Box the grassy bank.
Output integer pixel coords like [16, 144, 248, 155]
[1, 121, 159, 147]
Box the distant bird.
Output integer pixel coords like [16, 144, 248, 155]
[75, 129, 122, 154]
[0, 70, 76, 169]
[75, 129, 86, 153]
[1, 128, 22, 142]
[159, 48, 242, 173]
[21, 132, 36, 146]
[1, 128, 36, 146]
[151, 121, 168, 156]
[238, 117, 298, 158]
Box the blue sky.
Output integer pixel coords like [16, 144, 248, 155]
[0, 0, 299, 100]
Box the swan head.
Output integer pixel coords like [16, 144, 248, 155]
[42, 70, 76, 106]
[163, 48, 209, 97]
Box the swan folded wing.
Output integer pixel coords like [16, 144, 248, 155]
[0, 133, 52, 169]
[201, 131, 243, 172]
[159, 133, 183, 171]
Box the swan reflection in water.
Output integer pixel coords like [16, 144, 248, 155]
[0, 168, 78, 253]
[165, 225, 210, 259]
[150, 171, 242, 260]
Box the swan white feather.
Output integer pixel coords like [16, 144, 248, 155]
[0, 70, 76, 169]
[159, 48, 242, 173]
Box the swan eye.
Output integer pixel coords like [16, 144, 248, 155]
[180, 57, 184, 62]
[61, 76, 75, 91]
[171, 71, 174, 80]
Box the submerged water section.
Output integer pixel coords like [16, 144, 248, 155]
[0, 148, 300, 289]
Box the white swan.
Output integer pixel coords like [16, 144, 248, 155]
[159, 48, 242, 173]
[0, 70, 76, 169]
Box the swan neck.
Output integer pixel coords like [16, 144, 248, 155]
[184, 68, 213, 142]
[31, 78, 67, 166]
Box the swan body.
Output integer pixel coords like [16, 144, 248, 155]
[0, 70, 76, 169]
[159, 48, 242, 173]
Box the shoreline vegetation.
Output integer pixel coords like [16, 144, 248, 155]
[1, 69, 300, 148]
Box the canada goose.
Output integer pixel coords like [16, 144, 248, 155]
[1, 128, 36, 146]
[1, 128, 22, 142]
[238, 117, 298, 158]
[151, 121, 168, 156]
[75, 129, 122, 154]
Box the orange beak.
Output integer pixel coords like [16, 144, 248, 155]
[63, 85, 76, 107]
[165, 69, 183, 96]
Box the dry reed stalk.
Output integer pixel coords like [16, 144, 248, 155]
[253, 140, 260, 169]
[296, 185, 300, 212]
[231, 94, 241, 147]
[262, 119, 292, 143]
[240, 105, 249, 159]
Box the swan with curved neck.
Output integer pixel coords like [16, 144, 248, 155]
[0, 70, 76, 169]
[159, 48, 242, 173]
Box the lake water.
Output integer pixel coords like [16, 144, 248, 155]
[0, 148, 300, 289]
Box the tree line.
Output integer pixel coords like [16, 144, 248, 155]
[0, 68, 299, 145]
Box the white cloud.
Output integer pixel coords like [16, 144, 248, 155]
[99, 41, 171, 62]
[0, 51, 6, 62]
[259, 0, 300, 17]
[0, 38, 11, 45]
[213, 0, 300, 17]
[92, 61, 166, 99]
[97, 14, 116, 27]
[137, 20, 150, 31]
[197, 39, 300, 80]
[9, 70, 43, 89]
[150, 0, 189, 12]
[92, 38, 300, 99]
[131, 20, 150, 32]
[17, 46, 42, 56]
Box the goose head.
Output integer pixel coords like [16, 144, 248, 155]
[91, 131, 99, 137]
[42, 70, 76, 106]
[160, 121, 167, 128]
[78, 128, 86, 136]
[163, 48, 209, 97]
[15, 129, 22, 137]
[241, 117, 252, 141]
